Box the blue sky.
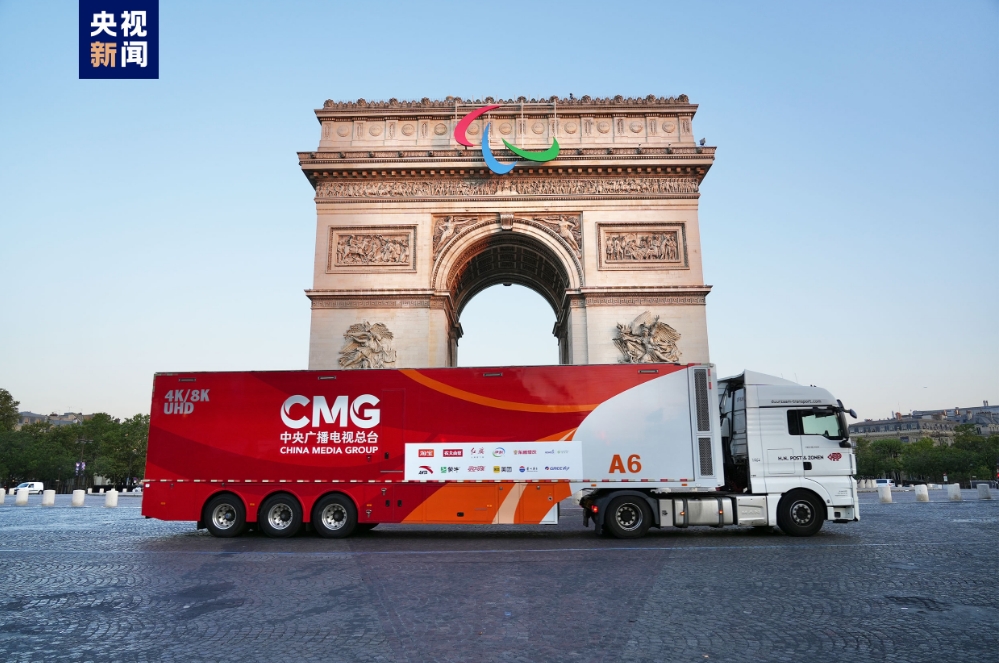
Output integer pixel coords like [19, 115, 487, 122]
[1, 1, 996, 420]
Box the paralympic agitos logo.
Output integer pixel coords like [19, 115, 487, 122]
[454, 104, 559, 175]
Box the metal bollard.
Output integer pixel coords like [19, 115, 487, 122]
[104, 489, 118, 508]
[877, 485, 892, 503]
[72, 490, 86, 507]
[947, 483, 962, 501]
[978, 484, 993, 500]
[15, 488, 29, 506]
[915, 485, 929, 502]
[41, 490, 55, 506]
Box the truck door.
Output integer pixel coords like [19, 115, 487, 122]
[790, 409, 852, 477]
[760, 407, 803, 485]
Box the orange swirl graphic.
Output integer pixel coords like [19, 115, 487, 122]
[400, 370, 598, 413]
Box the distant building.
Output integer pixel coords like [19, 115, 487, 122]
[912, 402, 999, 437]
[15, 411, 92, 430]
[850, 401, 997, 443]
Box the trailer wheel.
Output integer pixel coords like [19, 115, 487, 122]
[776, 490, 824, 537]
[312, 494, 357, 539]
[203, 494, 246, 538]
[604, 495, 652, 539]
[258, 493, 303, 538]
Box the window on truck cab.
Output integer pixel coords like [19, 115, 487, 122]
[787, 409, 847, 440]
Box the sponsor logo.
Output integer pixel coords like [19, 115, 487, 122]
[514, 449, 536, 456]
[468, 465, 485, 472]
[545, 466, 570, 471]
[492, 447, 506, 458]
[418, 466, 434, 475]
[443, 449, 463, 458]
[828, 453, 842, 461]
[280, 394, 380, 430]
[519, 466, 526, 473]
[454, 104, 559, 175]
[470, 447, 485, 457]
[493, 466, 501, 473]
[418, 449, 434, 458]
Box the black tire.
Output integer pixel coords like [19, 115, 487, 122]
[311, 493, 357, 539]
[776, 490, 825, 537]
[257, 493, 303, 538]
[203, 493, 246, 538]
[356, 523, 378, 533]
[604, 495, 652, 539]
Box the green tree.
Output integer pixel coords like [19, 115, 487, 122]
[0, 388, 19, 431]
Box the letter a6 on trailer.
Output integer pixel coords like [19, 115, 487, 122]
[141, 364, 859, 539]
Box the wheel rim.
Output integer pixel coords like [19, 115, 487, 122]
[321, 503, 348, 531]
[615, 503, 643, 531]
[789, 499, 815, 526]
[267, 503, 294, 530]
[211, 503, 237, 530]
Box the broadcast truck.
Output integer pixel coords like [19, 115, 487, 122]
[141, 363, 859, 539]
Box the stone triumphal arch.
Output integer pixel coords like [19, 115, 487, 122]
[298, 95, 715, 369]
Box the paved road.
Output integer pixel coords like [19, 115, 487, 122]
[0, 490, 996, 662]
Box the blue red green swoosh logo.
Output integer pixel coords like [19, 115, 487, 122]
[454, 104, 560, 175]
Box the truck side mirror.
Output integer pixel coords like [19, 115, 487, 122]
[720, 417, 731, 438]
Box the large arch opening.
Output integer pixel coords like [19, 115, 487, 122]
[456, 285, 558, 367]
[434, 225, 579, 366]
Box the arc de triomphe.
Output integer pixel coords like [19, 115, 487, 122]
[298, 95, 715, 369]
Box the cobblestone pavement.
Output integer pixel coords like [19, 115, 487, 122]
[0, 490, 995, 663]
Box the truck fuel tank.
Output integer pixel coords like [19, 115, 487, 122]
[660, 496, 735, 527]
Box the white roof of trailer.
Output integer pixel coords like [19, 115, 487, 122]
[722, 370, 799, 386]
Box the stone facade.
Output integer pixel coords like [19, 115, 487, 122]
[300, 95, 715, 368]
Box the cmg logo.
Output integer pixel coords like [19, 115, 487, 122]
[280, 395, 380, 429]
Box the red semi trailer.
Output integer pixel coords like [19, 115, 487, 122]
[142, 363, 859, 538]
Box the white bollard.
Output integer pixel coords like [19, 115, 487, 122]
[8, 487, 15, 495]
[947, 483, 962, 501]
[71, 490, 86, 507]
[15, 488, 29, 506]
[878, 485, 892, 503]
[41, 490, 55, 506]
[87, 488, 92, 494]
[915, 485, 929, 502]
[104, 489, 118, 508]
[0, 490, 4, 505]
[99, 488, 104, 494]
[978, 484, 993, 500]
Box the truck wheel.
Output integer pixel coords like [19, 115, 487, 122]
[312, 494, 357, 539]
[258, 493, 303, 538]
[604, 495, 652, 539]
[776, 490, 824, 537]
[204, 494, 246, 538]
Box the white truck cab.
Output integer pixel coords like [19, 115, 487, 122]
[718, 371, 859, 532]
[579, 368, 859, 538]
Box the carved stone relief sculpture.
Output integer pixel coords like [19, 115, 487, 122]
[597, 224, 687, 270]
[431, 213, 583, 262]
[613, 311, 681, 364]
[339, 321, 398, 369]
[605, 230, 679, 263]
[316, 177, 698, 200]
[328, 226, 416, 272]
